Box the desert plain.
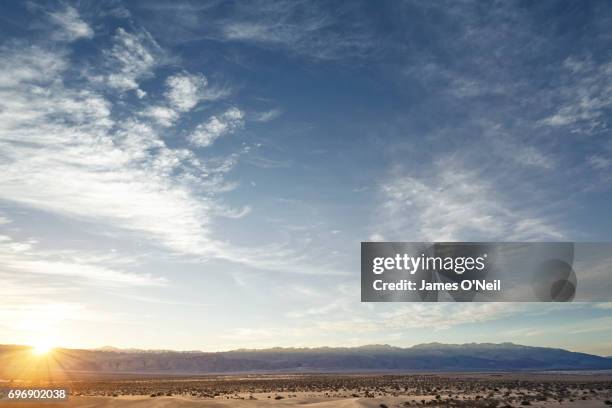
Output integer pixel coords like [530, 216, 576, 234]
[1, 372, 612, 408]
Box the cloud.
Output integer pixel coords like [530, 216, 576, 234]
[284, 298, 350, 319]
[0, 45, 67, 87]
[588, 154, 611, 170]
[253, 108, 282, 122]
[212, 241, 350, 276]
[48, 5, 94, 41]
[189, 107, 244, 147]
[223, 22, 285, 43]
[0, 27, 240, 258]
[0, 234, 164, 287]
[140, 105, 179, 127]
[513, 145, 555, 169]
[566, 317, 612, 335]
[481, 123, 555, 170]
[223, 303, 531, 348]
[374, 161, 564, 242]
[0, 231, 163, 345]
[541, 56, 612, 132]
[104, 28, 164, 96]
[215, 1, 379, 61]
[165, 72, 208, 112]
[376, 303, 528, 331]
[594, 303, 612, 310]
[0, 17, 336, 281]
[139, 72, 213, 126]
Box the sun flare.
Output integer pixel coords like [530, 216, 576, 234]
[30, 339, 56, 356]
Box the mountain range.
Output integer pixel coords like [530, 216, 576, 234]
[2, 342, 612, 376]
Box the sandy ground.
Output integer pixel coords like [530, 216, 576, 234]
[46, 395, 395, 407]
[8, 394, 609, 408]
[1, 373, 611, 407]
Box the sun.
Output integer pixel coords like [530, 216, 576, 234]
[30, 339, 56, 356]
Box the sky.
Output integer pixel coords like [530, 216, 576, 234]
[0, 0, 612, 355]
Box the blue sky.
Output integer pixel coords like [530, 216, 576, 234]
[1, 0, 612, 355]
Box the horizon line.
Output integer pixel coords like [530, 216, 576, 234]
[3, 341, 608, 357]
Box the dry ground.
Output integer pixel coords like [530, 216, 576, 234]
[1, 373, 611, 407]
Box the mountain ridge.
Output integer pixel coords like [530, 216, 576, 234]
[83, 342, 557, 354]
[2, 342, 611, 375]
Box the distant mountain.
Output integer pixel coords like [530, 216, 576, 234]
[2, 343, 612, 376]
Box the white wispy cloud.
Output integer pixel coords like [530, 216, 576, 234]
[189, 107, 244, 147]
[0, 45, 67, 87]
[513, 145, 555, 169]
[0, 24, 238, 258]
[141, 72, 210, 126]
[0, 234, 163, 287]
[284, 298, 350, 319]
[374, 161, 563, 242]
[253, 108, 282, 122]
[216, 1, 378, 61]
[222, 303, 531, 348]
[541, 56, 612, 132]
[0, 9, 337, 282]
[588, 154, 611, 170]
[481, 123, 556, 170]
[48, 5, 94, 41]
[141, 105, 179, 127]
[103, 28, 164, 96]
[369, 303, 528, 331]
